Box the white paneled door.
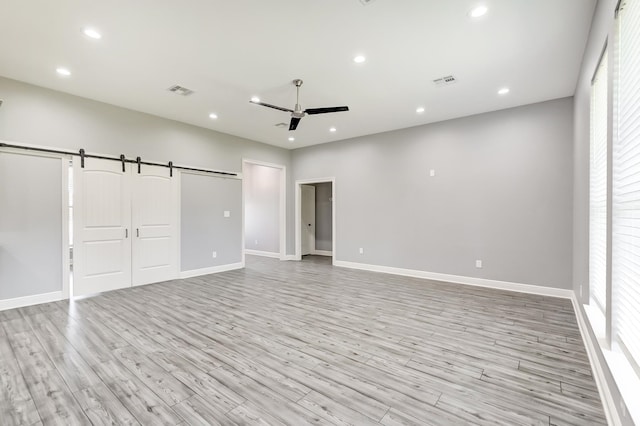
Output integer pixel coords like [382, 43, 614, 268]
[132, 165, 178, 286]
[73, 157, 132, 296]
[73, 159, 178, 296]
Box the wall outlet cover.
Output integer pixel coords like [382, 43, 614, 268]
[212, 251, 217, 258]
[359, 247, 364, 254]
[223, 210, 230, 217]
[430, 169, 436, 177]
[475, 260, 482, 268]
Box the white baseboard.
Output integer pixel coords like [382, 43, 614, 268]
[311, 250, 333, 257]
[0, 291, 65, 312]
[283, 255, 297, 261]
[571, 296, 624, 426]
[179, 262, 244, 279]
[334, 260, 574, 299]
[245, 249, 281, 259]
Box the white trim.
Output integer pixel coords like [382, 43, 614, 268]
[311, 250, 333, 257]
[0, 291, 65, 312]
[282, 255, 297, 261]
[295, 177, 336, 265]
[179, 262, 244, 279]
[0, 146, 71, 306]
[334, 260, 574, 299]
[242, 159, 287, 261]
[245, 249, 280, 258]
[61, 156, 71, 300]
[572, 297, 623, 426]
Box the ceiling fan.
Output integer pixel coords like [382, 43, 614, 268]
[250, 79, 349, 131]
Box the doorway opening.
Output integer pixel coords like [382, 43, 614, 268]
[242, 159, 286, 261]
[295, 178, 335, 264]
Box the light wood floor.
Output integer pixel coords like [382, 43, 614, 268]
[1, 255, 606, 425]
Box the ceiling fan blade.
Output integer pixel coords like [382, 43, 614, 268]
[289, 117, 301, 131]
[250, 100, 293, 113]
[305, 106, 349, 115]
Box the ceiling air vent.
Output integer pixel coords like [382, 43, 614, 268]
[274, 122, 288, 128]
[433, 75, 457, 87]
[167, 85, 194, 96]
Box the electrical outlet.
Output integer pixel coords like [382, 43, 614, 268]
[224, 210, 230, 218]
[359, 248, 364, 254]
[475, 260, 482, 268]
[429, 169, 436, 177]
[212, 251, 217, 259]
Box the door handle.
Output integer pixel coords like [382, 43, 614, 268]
[125, 229, 128, 238]
[136, 228, 140, 238]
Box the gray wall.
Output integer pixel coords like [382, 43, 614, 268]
[180, 173, 242, 271]
[0, 151, 63, 299]
[573, 1, 632, 424]
[244, 163, 281, 254]
[314, 182, 333, 252]
[293, 98, 574, 289]
[0, 76, 295, 259]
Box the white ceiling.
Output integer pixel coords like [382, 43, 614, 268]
[0, 0, 596, 149]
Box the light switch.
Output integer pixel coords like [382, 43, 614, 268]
[224, 210, 230, 217]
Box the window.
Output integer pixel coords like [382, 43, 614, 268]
[590, 49, 608, 315]
[612, 0, 640, 375]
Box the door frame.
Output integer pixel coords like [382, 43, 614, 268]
[295, 177, 336, 264]
[300, 184, 316, 256]
[242, 159, 287, 261]
[0, 143, 71, 305]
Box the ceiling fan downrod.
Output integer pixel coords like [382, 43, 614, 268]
[293, 79, 304, 116]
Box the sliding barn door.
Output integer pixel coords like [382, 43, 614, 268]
[131, 165, 178, 286]
[73, 157, 131, 296]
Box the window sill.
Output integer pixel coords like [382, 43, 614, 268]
[583, 303, 640, 425]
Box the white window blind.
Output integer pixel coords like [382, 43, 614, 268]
[590, 50, 608, 314]
[612, 0, 640, 375]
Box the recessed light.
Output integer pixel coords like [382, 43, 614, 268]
[498, 87, 510, 95]
[288, 137, 295, 142]
[251, 96, 260, 103]
[416, 107, 425, 114]
[209, 113, 218, 119]
[56, 67, 71, 76]
[83, 28, 102, 39]
[469, 5, 488, 18]
[353, 55, 366, 63]
[329, 127, 337, 132]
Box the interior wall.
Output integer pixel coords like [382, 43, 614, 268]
[293, 97, 574, 289]
[314, 182, 333, 252]
[0, 76, 295, 264]
[0, 151, 64, 300]
[180, 173, 242, 271]
[572, 1, 632, 425]
[244, 163, 281, 254]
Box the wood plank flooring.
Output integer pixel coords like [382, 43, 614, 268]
[0, 255, 606, 425]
